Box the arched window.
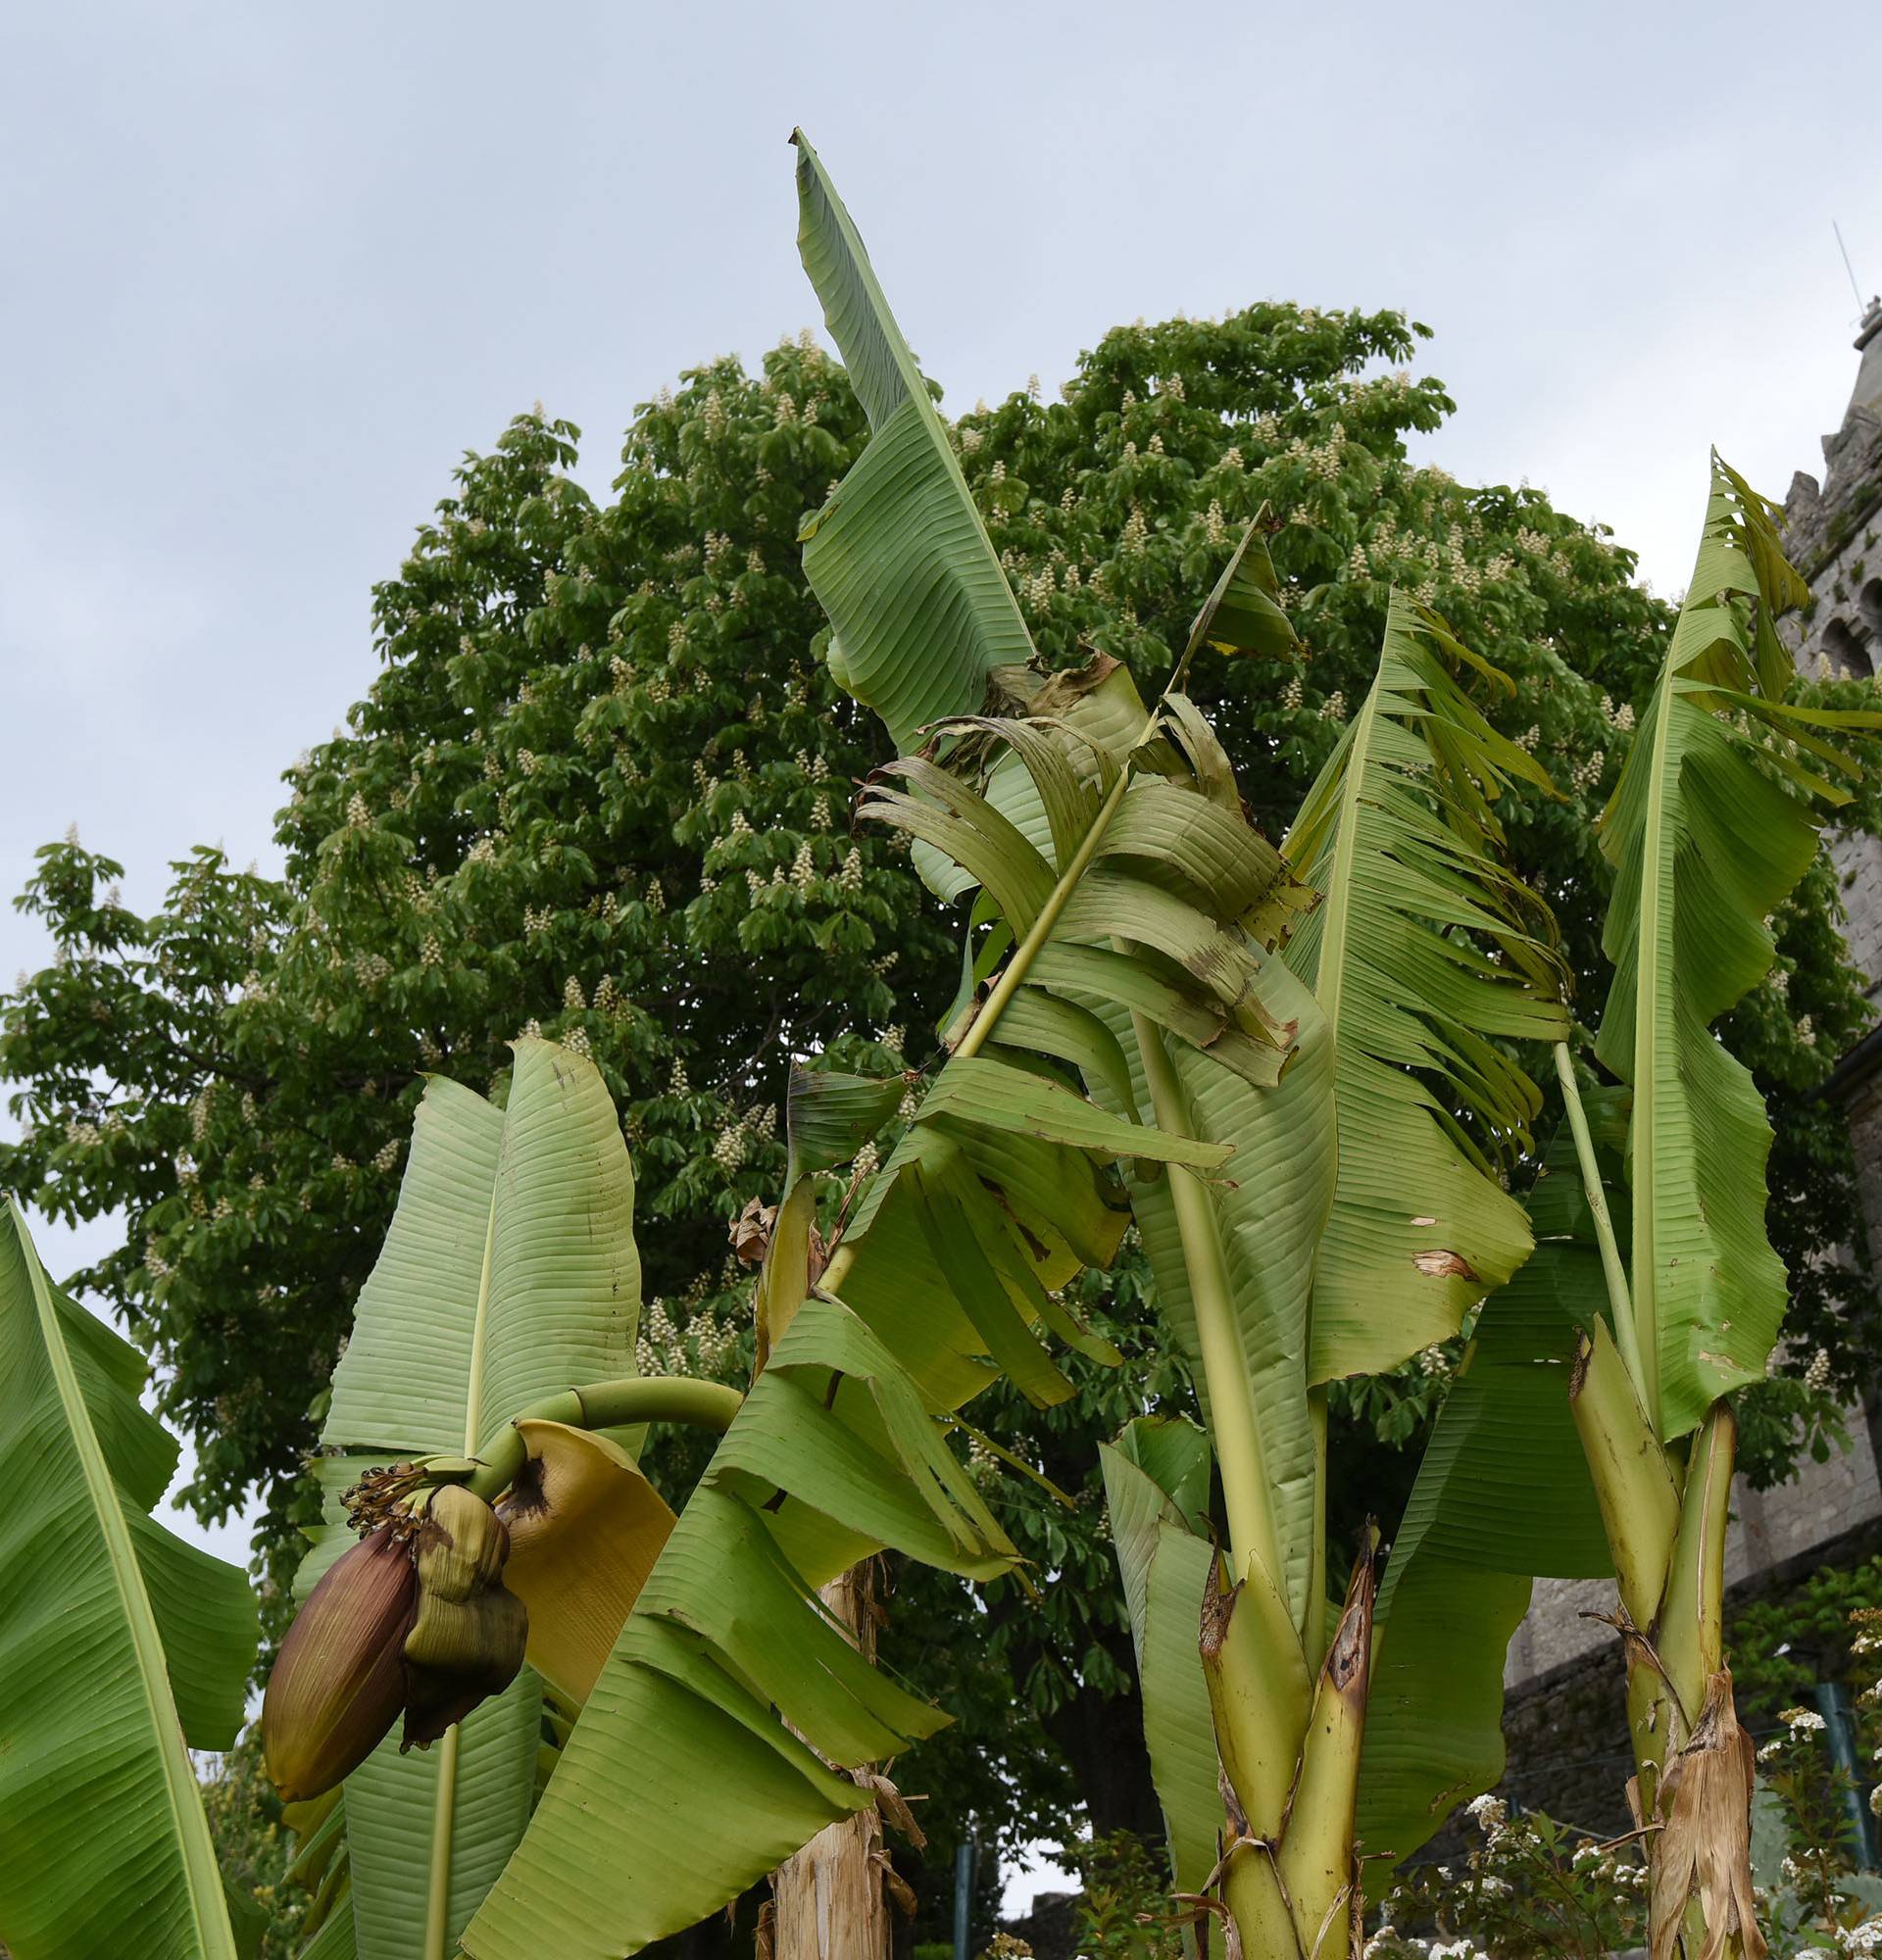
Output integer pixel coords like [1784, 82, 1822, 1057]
[1823, 615, 1874, 680]
[1860, 577, 1882, 644]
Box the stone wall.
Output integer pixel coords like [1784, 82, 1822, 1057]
[1848, 1073, 1882, 1252]
[1455, 1500, 1882, 1853]
[1504, 1416, 1882, 1691]
[1784, 397, 1882, 994]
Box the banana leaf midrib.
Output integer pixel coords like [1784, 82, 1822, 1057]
[421, 1176, 506, 1960]
[1626, 647, 1679, 1431]
[1299, 664, 1386, 1055]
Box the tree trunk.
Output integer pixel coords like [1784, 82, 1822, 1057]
[1037, 1624, 1165, 1845]
[769, 1567, 893, 1960]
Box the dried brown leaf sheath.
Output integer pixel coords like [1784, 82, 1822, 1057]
[1648, 1669, 1766, 1960]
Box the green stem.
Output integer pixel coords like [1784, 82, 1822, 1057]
[954, 746, 1137, 1062]
[423, 1724, 462, 1960]
[1657, 1399, 1737, 1737]
[1567, 1322, 1678, 1631]
[1131, 1012, 1281, 1590]
[463, 1377, 745, 1502]
[1552, 1041, 1648, 1416]
[423, 1192, 500, 1960]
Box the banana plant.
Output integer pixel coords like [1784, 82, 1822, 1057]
[1095, 593, 1572, 1959]
[447, 138, 1325, 1960]
[265, 1039, 753, 1960]
[787, 131, 1580, 1960]
[0, 1198, 259, 1959]
[1567, 456, 1882, 1957]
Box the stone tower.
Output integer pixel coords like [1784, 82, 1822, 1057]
[1784, 297, 1882, 986]
[1784, 298, 1882, 1244]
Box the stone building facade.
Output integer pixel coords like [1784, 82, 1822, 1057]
[1496, 299, 1882, 1824]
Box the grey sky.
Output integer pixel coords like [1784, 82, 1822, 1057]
[3, 0, 1879, 1567]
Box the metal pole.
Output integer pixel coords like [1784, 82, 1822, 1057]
[1812, 1680, 1877, 1870]
[953, 1833, 979, 1960]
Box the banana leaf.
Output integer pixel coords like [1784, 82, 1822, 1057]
[792, 128, 1033, 759]
[305, 1037, 640, 1959]
[1283, 589, 1571, 1382]
[1356, 1093, 1621, 1866]
[0, 1199, 257, 1959]
[1100, 1420, 1221, 1895]
[1593, 453, 1882, 1438]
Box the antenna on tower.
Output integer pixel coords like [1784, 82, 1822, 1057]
[1833, 220, 1866, 314]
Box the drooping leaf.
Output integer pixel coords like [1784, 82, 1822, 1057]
[1357, 1092, 1622, 1866]
[1181, 506, 1299, 667]
[461, 1298, 1011, 1959]
[1100, 1421, 1222, 1895]
[784, 1064, 908, 1189]
[0, 1200, 256, 1959]
[1593, 454, 1882, 1437]
[1283, 590, 1571, 1381]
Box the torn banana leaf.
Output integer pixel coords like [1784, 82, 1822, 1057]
[1100, 1419, 1222, 1895]
[1593, 453, 1882, 1438]
[1283, 589, 1571, 1383]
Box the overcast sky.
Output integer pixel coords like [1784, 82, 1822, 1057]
[3, 1, 1880, 1572]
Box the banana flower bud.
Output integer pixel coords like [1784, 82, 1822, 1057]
[266, 1480, 529, 1798]
[264, 1526, 418, 1802]
[402, 1483, 529, 1747]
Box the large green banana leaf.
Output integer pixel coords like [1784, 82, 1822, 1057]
[1282, 589, 1571, 1382]
[1356, 1094, 1621, 1866]
[792, 128, 1032, 758]
[0, 1199, 257, 1959]
[1594, 453, 1882, 1438]
[304, 1037, 640, 1960]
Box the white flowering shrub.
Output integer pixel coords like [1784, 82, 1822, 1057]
[1364, 1799, 1645, 1958]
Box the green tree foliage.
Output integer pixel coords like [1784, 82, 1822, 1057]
[3, 309, 1872, 1853]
